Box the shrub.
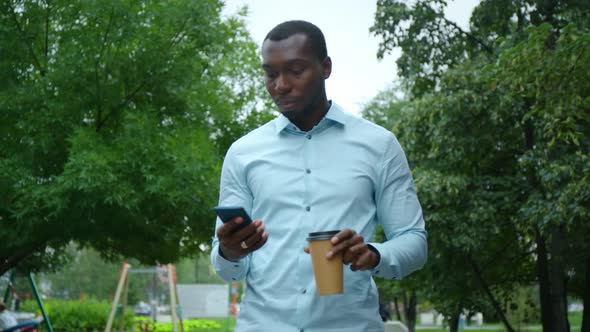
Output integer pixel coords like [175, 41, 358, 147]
[133, 317, 223, 332]
[20, 299, 133, 331]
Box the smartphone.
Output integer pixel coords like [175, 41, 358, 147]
[213, 206, 253, 230]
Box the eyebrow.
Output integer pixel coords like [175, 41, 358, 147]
[262, 59, 309, 69]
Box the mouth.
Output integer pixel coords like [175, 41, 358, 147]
[275, 99, 298, 110]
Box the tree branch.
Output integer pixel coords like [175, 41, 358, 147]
[95, 7, 115, 131]
[444, 17, 494, 55]
[555, 45, 587, 92]
[422, 2, 494, 55]
[467, 254, 515, 332]
[481, 236, 518, 268]
[96, 76, 150, 131]
[95, 18, 191, 131]
[8, 2, 46, 76]
[98, 6, 115, 61]
[44, 1, 50, 61]
[0, 241, 48, 276]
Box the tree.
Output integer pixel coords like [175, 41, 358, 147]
[37, 245, 149, 303]
[370, 1, 590, 331]
[491, 23, 590, 331]
[0, 0, 272, 275]
[366, 62, 535, 332]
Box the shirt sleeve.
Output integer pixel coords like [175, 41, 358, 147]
[210, 144, 253, 282]
[368, 135, 428, 280]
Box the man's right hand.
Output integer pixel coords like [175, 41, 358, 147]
[216, 217, 269, 261]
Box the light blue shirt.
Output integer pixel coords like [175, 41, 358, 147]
[211, 102, 427, 332]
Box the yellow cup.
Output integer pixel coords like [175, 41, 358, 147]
[308, 230, 343, 296]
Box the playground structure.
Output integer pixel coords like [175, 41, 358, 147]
[1, 272, 53, 332]
[105, 262, 183, 332]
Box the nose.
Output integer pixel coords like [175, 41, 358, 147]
[274, 74, 291, 94]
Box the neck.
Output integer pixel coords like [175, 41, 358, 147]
[291, 99, 331, 132]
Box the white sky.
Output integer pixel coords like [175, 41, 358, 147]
[222, 0, 480, 115]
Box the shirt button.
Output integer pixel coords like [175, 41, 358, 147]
[305, 169, 311, 174]
[301, 288, 306, 294]
[306, 134, 312, 139]
[305, 206, 310, 212]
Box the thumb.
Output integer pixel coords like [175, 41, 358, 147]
[303, 247, 310, 254]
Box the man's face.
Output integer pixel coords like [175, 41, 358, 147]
[261, 34, 331, 120]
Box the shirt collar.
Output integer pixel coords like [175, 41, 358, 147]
[274, 101, 348, 135]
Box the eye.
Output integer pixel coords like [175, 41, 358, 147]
[264, 70, 278, 79]
[290, 66, 305, 75]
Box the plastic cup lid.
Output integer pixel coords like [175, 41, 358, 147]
[307, 230, 340, 241]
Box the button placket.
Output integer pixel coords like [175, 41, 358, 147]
[302, 130, 313, 215]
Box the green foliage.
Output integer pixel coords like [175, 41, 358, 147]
[361, 85, 408, 131]
[371, 0, 493, 97]
[367, 1, 590, 329]
[21, 298, 133, 331]
[504, 286, 540, 327]
[0, 0, 272, 274]
[133, 317, 236, 332]
[146, 318, 222, 332]
[175, 253, 225, 285]
[38, 245, 173, 305]
[370, 0, 590, 98]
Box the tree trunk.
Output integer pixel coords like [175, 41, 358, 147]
[393, 296, 402, 321]
[582, 255, 590, 332]
[467, 255, 515, 332]
[402, 291, 407, 322]
[549, 225, 569, 332]
[524, 118, 555, 332]
[404, 291, 417, 332]
[448, 312, 459, 332]
[535, 227, 555, 332]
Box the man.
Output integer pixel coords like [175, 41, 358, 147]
[211, 20, 427, 332]
[0, 301, 17, 331]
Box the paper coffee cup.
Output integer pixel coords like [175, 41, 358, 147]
[307, 230, 343, 296]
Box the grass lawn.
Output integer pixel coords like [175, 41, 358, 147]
[569, 311, 583, 326]
[180, 312, 584, 332]
[415, 311, 583, 332]
[35, 312, 583, 331]
[182, 318, 236, 332]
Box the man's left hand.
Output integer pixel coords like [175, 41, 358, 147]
[304, 229, 379, 271]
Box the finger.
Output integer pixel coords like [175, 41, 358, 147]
[330, 229, 356, 245]
[351, 250, 373, 271]
[223, 220, 261, 248]
[343, 242, 366, 264]
[247, 232, 269, 252]
[328, 233, 363, 259]
[218, 220, 261, 254]
[241, 222, 266, 249]
[303, 247, 310, 254]
[216, 217, 247, 238]
[219, 222, 266, 260]
[234, 219, 262, 239]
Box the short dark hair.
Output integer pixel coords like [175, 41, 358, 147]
[264, 20, 328, 61]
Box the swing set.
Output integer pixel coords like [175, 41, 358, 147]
[104, 262, 184, 332]
[1, 272, 53, 332]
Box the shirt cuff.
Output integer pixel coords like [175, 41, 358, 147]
[211, 245, 249, 282]
[367, 242, 401, 280]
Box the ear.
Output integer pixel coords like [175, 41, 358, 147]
[321, 56, 332, 79]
